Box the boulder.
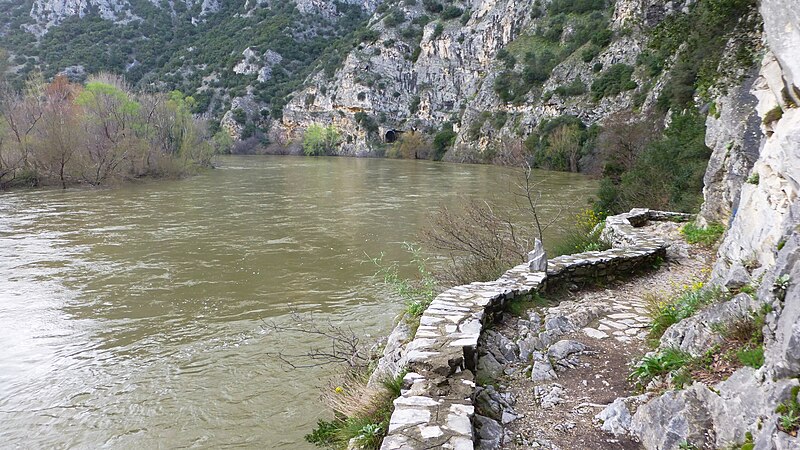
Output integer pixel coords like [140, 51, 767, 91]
[476, 352, 504, 383]
[630, 384, 716, 449]
[659, 293, 755, 357]
[531, 359, 557, 382]
[547, 340, 586, 362]
[596, 398, 633, 436]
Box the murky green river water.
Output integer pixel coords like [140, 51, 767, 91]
[0, 156, 596, 448]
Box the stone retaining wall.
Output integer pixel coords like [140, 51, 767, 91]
[379, 209, 691, 450]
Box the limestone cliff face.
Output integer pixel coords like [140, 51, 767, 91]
[629, 2, 800, 448]
[24, 0, 363, 35]
[28, 0, 132, 34]
[25, 0, 221, 35]
[272, 0, 690, 158]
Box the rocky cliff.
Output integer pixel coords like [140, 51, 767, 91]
[619, 1, 800, 447]
[270, 0, 757, 163]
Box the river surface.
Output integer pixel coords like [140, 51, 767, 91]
[0, 156, 596, 449]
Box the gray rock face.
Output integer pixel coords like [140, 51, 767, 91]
[629, 4, 800, 448]
[631, 369, 799, 449]
[25, 0, 225, 35]
[275, 0, 678, 157]
[762, 207, 800, 379]
[659, 293, 755, 357]
[723, 263, 752, 291]
[368, 316, 413, 387]
[760, 0, 800, 105]
[630, 384, 716, 449]
[698, 71, 762, 227]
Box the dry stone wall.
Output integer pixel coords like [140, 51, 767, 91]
[380, 209, 689, 449]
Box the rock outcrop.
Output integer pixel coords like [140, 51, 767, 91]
[273, 0, 693, 158]
[624, 1, 800, 448]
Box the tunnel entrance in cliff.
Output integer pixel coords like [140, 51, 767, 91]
[385, 129, 403, 143]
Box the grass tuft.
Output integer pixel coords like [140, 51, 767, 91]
[645, 283, 726, 342]
[681, 222, 725, 246]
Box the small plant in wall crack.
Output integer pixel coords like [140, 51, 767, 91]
[773, 274, 791, 301]
[776, 386, 800, 437]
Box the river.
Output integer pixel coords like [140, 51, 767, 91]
[0, 156, 596, 448]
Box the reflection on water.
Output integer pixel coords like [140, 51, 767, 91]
[0, 156, 596, 448]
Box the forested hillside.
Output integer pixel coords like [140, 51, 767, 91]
[0, 0, 374, 128]
[0, 0, 765, 218]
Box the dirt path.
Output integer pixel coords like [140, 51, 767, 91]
[495, 222, 715, 449]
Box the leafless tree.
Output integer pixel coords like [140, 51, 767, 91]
[593, 110, 662, 178]
[35, 75, 83, 188]
[0, 75, 44, 175]
[261, 312, 372, 370]
[514, 161, 564, 243]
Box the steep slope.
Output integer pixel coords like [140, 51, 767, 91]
[0, 0, 375, 135]
[271, 0, 760, 169]
[607, 2, 800, 447]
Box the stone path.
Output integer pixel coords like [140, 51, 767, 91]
[582, 295, 651, 343]
[495, 220, 715, 450]
[379, 209, 694, 450]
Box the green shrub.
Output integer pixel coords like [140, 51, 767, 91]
[303, 124, 341, 156]
[371, 243, 438, 320]
[547, 0, 606, 14]
[590, 64, 637, 100]
[491, 111, 508, 129]
[441, 6, 463, 20]
[305, 419, 340, 447]
[432, 122, 456, 160]
[763, 105, 783, 124]
[776, 386, 800, 434]
[524, 115, 597, 172]
[431, 22, 444, 39]
[423, 0, 442, 13]
[681, 222, 725, 246]
[355, 112, 380, 135]
[552, 209, 610, 256]
[553, 78, 587, 97]
[383, 9, 406, 27]
[580, 44, 600, 62]
[506, 293, 549, 316]
[736, 346, 764, 369]
[636, 50, 664, 77]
